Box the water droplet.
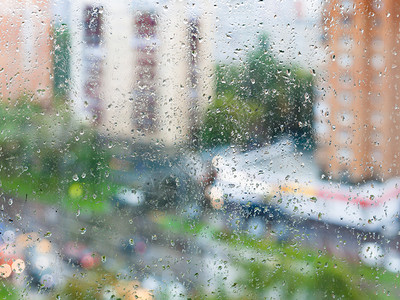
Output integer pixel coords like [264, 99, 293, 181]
[73, 174, 79, 181]
[80, 228, 86, 234]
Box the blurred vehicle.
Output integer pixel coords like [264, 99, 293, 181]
[119, 235, 147, 255]
[24, 239, 61, 289]
[103, 280, 153, 300]
[206, 138, 400, 237]
[110, 147, 216, 212]
[205, 139, 296, 230]
[0, 229, 26, 279]
[111, 188, 146, 209]
[62, 241, 100, 270]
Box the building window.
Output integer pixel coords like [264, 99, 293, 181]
[371, 112, 383, 126]
[84, 6, 103, 47]
[337, 110, 353, 126]
[133, 11, 158, 132]
[338, 53, 353, 68]
[338, 72, 353, 87]
[188, 17, 200, 132]
[337, 129, 351, 144]
[371, 54, 384, 70]
[373, 0, 383, 11]
[372, 38, 384, 52]
[338, 91, 353, 106]
[83, 5, 104, 123]
[339, 35, 353, 51]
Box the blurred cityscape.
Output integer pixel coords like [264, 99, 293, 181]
[0, 0, 400, 299]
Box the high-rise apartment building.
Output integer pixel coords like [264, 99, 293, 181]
[69, 0, 214, 147]
[0, 0, 53, 104]
[315, 0, 400, 182]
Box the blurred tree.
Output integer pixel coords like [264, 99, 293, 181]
[199, 95, 264, 148]
[53, 24, 71, 98]
[202, 33, 315, 149]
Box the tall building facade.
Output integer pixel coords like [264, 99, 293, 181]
[315, 0, 400, 182]
[0, 0, 53, 104]
[69, 0, 215, 147]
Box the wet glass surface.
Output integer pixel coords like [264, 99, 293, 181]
[0, 0, 400, 299]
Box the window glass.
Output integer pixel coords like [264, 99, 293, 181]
[1, 0, 400, 299]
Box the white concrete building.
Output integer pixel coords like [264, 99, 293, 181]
[69, 0, 215, 147]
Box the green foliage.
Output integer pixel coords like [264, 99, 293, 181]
[0, 98, 114, 212]
[0, 282, 19, 299]
[199, 95, 264, 147]
[157, 214, 400, 300]
[204, 33, 315, 149]
[0, 99, 42, 166]
[53, 24, 71, 98]
[215, 64, 242, 98]
[52, 270, 116, 300]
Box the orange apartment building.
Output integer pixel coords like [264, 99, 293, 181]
[0, 0, 52, 104]
[315, 0, 400, 182]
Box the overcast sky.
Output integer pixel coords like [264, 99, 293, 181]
[213, 0, 324, 67]
[52, 0, 325, 67]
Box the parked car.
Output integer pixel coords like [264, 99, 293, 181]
[24, 238, 64, 289]
[110, 146, 216, 213]
[0, 231, 25, 279]
[62, 241, 100, 270]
